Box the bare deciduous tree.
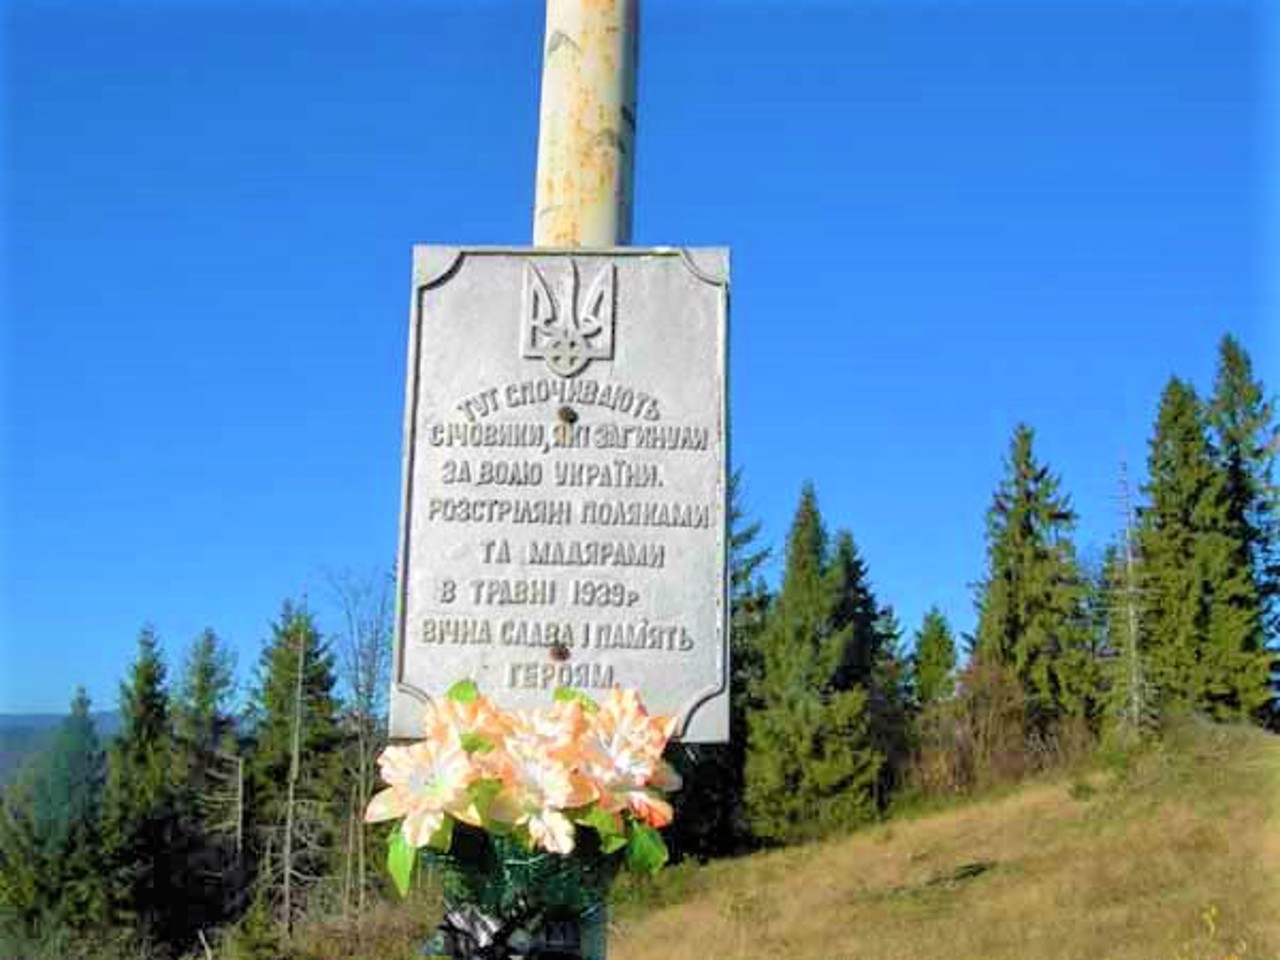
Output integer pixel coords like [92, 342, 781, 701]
[326, 567, 393, 914]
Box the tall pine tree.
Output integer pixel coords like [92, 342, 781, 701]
[975, 424, 1091, 729]
[102, 627, 187, 950]
[174, 628, 237, 764]
[867, 604, 914, 802]
[1056, 554, 1110, 731]
[0, 688, 107, 943]
[745, 484, 881, 843]
[172, 629, 242, 930]
[1207, 335, 1278, 720]
[1140, 377, 1270, 719]
[246, 600, 345, 925]
[913, 607, 957, 708]
[828, 532, 881, 691]
[0, 766, 45, 945]
[36, 688, 107, 928]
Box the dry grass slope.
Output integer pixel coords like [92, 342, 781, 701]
[610, 721, 1280, 960]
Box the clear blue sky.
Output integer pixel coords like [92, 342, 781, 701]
[2, 0, 1276, 714]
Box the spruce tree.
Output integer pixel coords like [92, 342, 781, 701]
[174, 628, 237, 762]
[913, 607, 957, 708]
[1140, 378, 1271, 719]
[34, 690, 103, 862]
[825, 533, 911, 801]
[1055, 554, 1110, 731]
[867, 604, 913, 801]
[828, 532, 881, 691]
[745, 484, 881, 843]
[102, 627, 185, 949]
[975, 424, 1090, 728]
[246, 601, 345, 923]
[38, 688, 107, 927]
[172, 629, 241, 929]
[1207, 335, 1278, 718]
[0, 769, 44, 943]
[0, 689, 107, 942]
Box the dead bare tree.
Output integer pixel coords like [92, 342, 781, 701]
[342, 781, 358, 920]
[281, 618, 307, 934]
[1111, 461, 1155, 740]
[326, 567, 393, 914]
[199, 748, 246, 913]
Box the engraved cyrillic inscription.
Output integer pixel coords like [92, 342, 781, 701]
[470, 578, 557, 606]
[590, 621, 696, 652]
[593, 423, 710, 451]
[507, 661, 616, 690]
[551, 424, 592, 449]
[553, 459, 662, 488]
[421, 615, 698, 655]
[426, 422, 547, 448]
[426, 497, 573, 525]
[579, 500, 712, 528]
[421, 617, 494, 645]
[464, 377, 663, 421]
[525, 539, 665, 569]
[441, 459, 544, 486]
[498, 618, 577, 647]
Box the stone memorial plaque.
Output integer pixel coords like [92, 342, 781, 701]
[390, 247, 729, 742]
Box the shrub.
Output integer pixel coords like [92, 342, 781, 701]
[909, 659, 1029, 794]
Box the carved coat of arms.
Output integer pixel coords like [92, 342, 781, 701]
[522, 260, 616, 377]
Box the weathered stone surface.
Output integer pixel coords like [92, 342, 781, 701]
[391, 247, 729, 742]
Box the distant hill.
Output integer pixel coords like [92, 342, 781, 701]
[0, 712, 121, 784]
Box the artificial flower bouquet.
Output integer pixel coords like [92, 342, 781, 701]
[364, 680, 681, 958]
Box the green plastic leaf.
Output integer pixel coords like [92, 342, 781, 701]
[483, 816, 514, 837]
[510, 823, 534, 851]
[459, 731, 495, 753]
[575, 805, 627, 852]
[468, 777, 504, 819]
[387, 827, 415, 898]
[552, 686, 599, 713]
[576, 805, 624, 836]
[427, 815, 455, 853]
[446, 679, 479, 704]
[626, 822, 669, 876]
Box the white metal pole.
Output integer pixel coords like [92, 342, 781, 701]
[533, 0, 638, 247]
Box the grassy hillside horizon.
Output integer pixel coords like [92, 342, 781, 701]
[600, 720, 1279, 960]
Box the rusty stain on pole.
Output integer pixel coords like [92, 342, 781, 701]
[533, 0, 638, 247]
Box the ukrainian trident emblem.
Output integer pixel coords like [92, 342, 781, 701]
[521, 259, 616, 378]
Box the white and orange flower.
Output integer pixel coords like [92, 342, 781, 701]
[423, 690, 511, 760]
[483, 706, 597, 854]
[364, 726, 478, 846]
[578, 688, 681, 828]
